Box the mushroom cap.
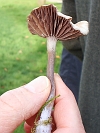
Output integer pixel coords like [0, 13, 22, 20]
[27, 5, 89, 41]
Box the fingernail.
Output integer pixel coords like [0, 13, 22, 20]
[25, 76, 50, 93]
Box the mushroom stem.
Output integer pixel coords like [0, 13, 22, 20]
[35, 37, 57, 133]
[47, 36, 57, 98]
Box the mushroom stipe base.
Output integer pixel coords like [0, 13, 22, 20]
[31, 95, 60, 133]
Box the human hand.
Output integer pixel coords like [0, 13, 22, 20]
[0, 75, 85, 133]
[0, 76, 51, 133]
[25, 74, 86, 133]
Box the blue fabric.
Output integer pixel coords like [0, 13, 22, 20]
[59, 48, 82, 102]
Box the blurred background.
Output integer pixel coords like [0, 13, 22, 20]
[0, 0, 62, 132]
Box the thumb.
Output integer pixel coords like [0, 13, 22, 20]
[0, 76, 51, 133]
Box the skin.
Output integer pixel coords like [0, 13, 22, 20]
[0, 74, 85, 133]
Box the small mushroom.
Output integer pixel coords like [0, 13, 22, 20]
[27, 4, 89, 133]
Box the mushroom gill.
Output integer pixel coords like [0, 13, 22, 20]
[28, 4, 88, 41]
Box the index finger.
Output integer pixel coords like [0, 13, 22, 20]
[53, 74, 85, 132]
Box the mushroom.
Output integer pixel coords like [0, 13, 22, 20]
[27, 4, 89, 133]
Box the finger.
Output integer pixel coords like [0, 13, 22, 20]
[25, 114, 37, 126]
[0, 76, 51, 133]
[24, 122, 31, 133]
[53, 74, 85, 132]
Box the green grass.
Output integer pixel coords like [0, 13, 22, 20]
[0, 0, 62, 132]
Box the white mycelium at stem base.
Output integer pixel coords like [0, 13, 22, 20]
[35, 37, 57, 133]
